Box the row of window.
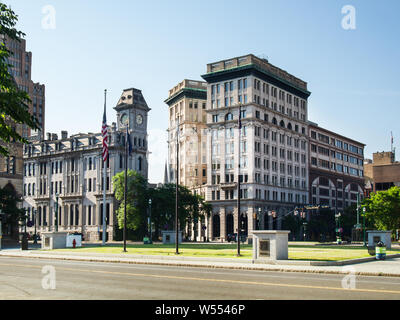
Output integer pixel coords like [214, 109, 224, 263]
[212, 188, 307, 203]
[311, 157, 364, 177]
[311, 145, 363, 166]
[310, 130, 363, 155]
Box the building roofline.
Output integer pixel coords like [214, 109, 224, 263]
[308, 122, 366, 146]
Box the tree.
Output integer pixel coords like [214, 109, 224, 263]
[0, 4, 39, 155]
[307, 208, 336, 241]
[0, 183, 25, 239]
[363, 186, 400, 233]
[113, 170, 148, 234]
[282, 214, 302, 241]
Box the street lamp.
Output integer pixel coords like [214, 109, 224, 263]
[148, 198, 152, 244]
[363, 207, 366, 246]
[335, 212, 342, 244]
[175, 114, 180, 255]
[301, 211, 307, 241]
[257, 207, 261, 230]
[54, 193, 59, 232]
[33, 208, 38, 244]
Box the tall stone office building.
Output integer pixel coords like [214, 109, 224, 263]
[165, 80, 208, 191]
[0, 36, 45, 197]
[165, 80, 208, 240]
[23, 88, 150, 241]
[308, 122, 365, 212]
[201, 54, 311, 241]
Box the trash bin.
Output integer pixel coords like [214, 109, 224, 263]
[376, 241, 386, 260]
[21, 233, 29, 250]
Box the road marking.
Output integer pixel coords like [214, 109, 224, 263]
[1, 262, 400, 295]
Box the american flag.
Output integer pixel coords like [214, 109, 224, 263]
[102, 90, 108, 162]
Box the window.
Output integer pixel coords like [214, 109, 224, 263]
[225, 113, 233, 121]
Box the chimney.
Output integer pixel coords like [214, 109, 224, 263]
[52, 133, 58, 141]
[61, 131, 68, 140]
[46, 133, 51, 141]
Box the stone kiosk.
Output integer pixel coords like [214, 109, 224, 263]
[252, 231, 290, 262]
[367, 230, 392, 249]
[162, 231, 182, 244]
[41, 232, 68, 250]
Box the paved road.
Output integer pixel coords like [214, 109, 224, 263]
[0, 256, 400, 300]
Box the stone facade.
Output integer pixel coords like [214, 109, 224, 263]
[0, 36, 45, 200]
[364, 151, 400, 192]
[22, 88, 150, 241]
[166, 54, 311, 242]
[308, 122, 365, 211]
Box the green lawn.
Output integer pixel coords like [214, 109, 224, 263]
[50, 243, 400, 261]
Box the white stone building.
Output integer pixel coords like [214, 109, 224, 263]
[201, 55, 311, 241]
[22, 88, 150, 241]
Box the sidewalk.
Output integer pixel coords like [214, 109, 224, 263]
[1, 246, 400, 278]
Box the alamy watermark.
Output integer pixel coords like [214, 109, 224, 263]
[41, 5, 56, 30]
[341, 5, 356, 30]
[341, 266, 356, 290]
[41, 265, 56, 290]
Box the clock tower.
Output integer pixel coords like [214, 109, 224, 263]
[114, 88, 151, 178]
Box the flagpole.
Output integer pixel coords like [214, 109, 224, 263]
[102, 89, 107, 246]
[123, 126, 128, 252]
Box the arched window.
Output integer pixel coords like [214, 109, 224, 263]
[225, 113, 233, 121]
[287, 122, 292, 130]
[272, 117, 277, 125]
[280, 120, 285, 128]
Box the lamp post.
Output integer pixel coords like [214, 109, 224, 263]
[363, 207, 366, 246]
[256, 207, 261, 231]
[148, 198, 152, 244]
[335, 212, 342, 244]
[54, 193, 59, 232]
[301, 211, 307, 241]
[121, 117, 130, 253]
[33, 208, 37, 244]
[237, 103, 242, 257]
[175, 114, 180, 255]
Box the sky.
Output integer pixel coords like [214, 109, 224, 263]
[4, 0, 400, 183]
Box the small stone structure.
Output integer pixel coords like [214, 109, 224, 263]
[41, 232, 68, 250]
[162, 231, 182, 244]
[252, 230, 290, 261]
[66, 234, 82, 247]
[367, 230, 392, 249]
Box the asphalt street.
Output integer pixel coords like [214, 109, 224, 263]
[0, 256, 400, 300]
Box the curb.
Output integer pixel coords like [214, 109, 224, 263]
[1, 252, 400, 278]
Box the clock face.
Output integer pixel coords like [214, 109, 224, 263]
[120, 113, 129, 126]
[136, 114, 143, 125]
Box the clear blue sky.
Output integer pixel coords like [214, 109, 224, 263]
[5, 0, 400, 183]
